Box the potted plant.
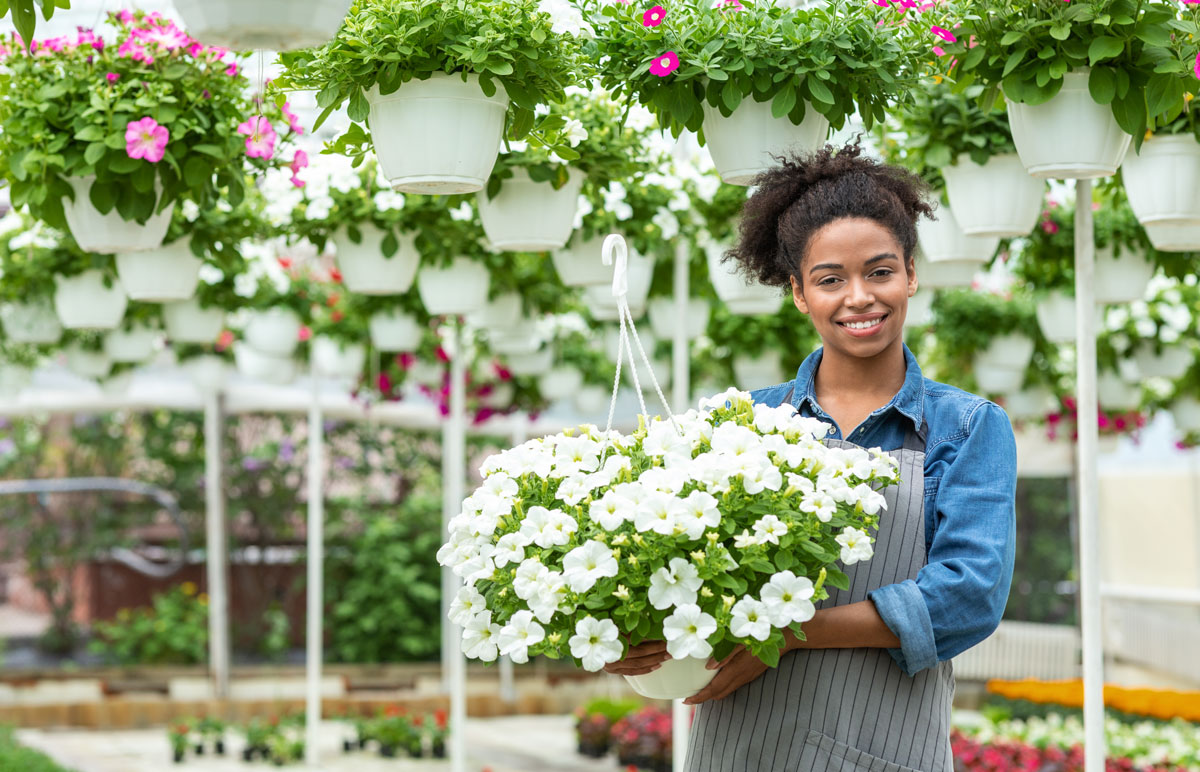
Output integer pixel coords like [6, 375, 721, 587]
[103, 303, 163, 363]
[274, 0, 586, 194]
[0, 219, 64, 345]
[0, 13, 285, 253]
[241, 718, 274, 761]
[925, 287, 1041, 397]
[172, 0, 351, 52]
[412, 204, 497, 316]
[168, 721, 190, 764]
[586, 0, 925, 185]
[303, 277, 368, 382]
[428, 709, 448, 759]
[174, 338, 233, 394]
[940, 0, 1179, 177]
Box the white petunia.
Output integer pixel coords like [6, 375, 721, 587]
[741, 461, 784, 495]
[497, 610, 545, 664]
[800, 490, 837, 523]
[836, 527, 874, 565]
[482, 473, 518, 500]
[733, 528, 764, 549]
[562, 117, 589, 146]
[760, 571, 816, 627]
[644, 421, 694, 461]
[461, 610, 502, 662]
[638, 466, 688, 495]
[589, 491, 633, 531]
[648, 557, 703, 610]
[634, 492, 684, 536]
[698, 387, 751, 412]
[456, 554, 496, 583]
[752, 514, 788, 545]
[850, 483, 888, 515]
[710, 422, 762, 457]
[678, 490, 721, 540]
[528, 571, 569, 624]
[662, 604, 717, 659]
[521, 505, 578, 548]
[562, 540, 619, 593]
[448, 585, 486, 627]
[493, 532, 527, 568]
[513, 559, 549, 601]
[569, 616, 624, 671]
[753, 402, 797, 434]
[784, 472, 815, 496]
[556, 474, 596, 506]
[730, 597, 773, 641]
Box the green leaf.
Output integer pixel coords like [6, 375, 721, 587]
[721, 79, 741, 112]
[825, 568, 850, 592]
[347, 88, 370, 122]
[485, 61, 513, 76]
[807, 77, 834, 106]
[83, 142, 106, 166]
[104, 132, 127, 150]
[1088, 36, 1124, 66]
[183, 156, 210, 188]
[1049, 24, 1070, 41]
[771, 86, 796, 119]
[191, 144, 224, 160]
[381, 230, 399, 258]
[1002, 48, 1027, 78]
[1000, 30, 1024, 46]
[1111, 89, 1147, 136]
[1145, 73, 1183, 120]
[75, 125, 106, 142]
[88, 180, 115, 214]
[1088, 67, 1116, 104]
[11, 0, 35, 52]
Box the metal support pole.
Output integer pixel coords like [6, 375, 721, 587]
[445, 323, 469, 772]
[305, 365, 325, 767]
[671, 242, 692, 772]
[1073, 178, 1104, 772]
[204, 391, 230, 701]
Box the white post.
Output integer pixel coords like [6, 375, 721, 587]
[445, 323, 469, 772]
[671, 240, 693, 772]
[204, 390, 230, 700]
[1073, 178, 1104, 772]
[305, 364, 325, 767]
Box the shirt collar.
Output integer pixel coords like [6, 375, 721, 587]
[789, 343, 926, 432]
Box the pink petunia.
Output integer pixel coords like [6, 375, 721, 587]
[715, 0, 744, 9]
[117, 39, 154, 65]
[237, 115, 277, 159]
[932, 46, 946, 56]
[289, 149, 308, 174]
[1041, 220, 1059, 235]
[643, 5, 665, 26]
[76, 29, 103, 51]
[226, 62, 238, 77]
[649, 51, 679, 77]
[931, 25, 956, 42]
[281, 101, 305, 135]
[125, 117, 169, 163]
[132, 22, 190, 51]
[298, 325, 312, 342]
[106, 72, 119, 83]
[1195, 50, 1200, 80]
[187, 41, 204, 57]
[116, 9, 134, 25]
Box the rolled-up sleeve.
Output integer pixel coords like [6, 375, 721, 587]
[867, 401, 1017, 676]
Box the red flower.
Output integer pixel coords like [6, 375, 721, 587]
[331, 310, 344, 323]
[329, 268, 343, 283]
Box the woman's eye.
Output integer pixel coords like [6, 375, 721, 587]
[872, 269, 894, 278]
[817, 277, 839, 286]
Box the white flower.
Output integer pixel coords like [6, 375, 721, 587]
[634, 491, 684, 535]
[457, 553, 496, 583]
[733, 528, 764, 549]
[753, 402, 798, 434]
[698, 387, 751, 412]
[482, 474, 518, 499]
[710, 422, 761, 457]
[662, 604, 717, 659]
[569, 616, 624, 671]
[648, 557, 703, 610]
[556, 474, 596, 506]
[730, 597, 773, 641]
[678, 490, 721, 540]
[528, 571, 569, 623]
[741, 460, 784, 495]
[652, 207, 680, 240]
[462, 610, 501, 661]
[562, 117, 589, 147]
[643, 421, 694, 462]
[181, 199, 201, 222]
[602, 181, 634, 221]
[449, 201, 475, 221]
[493, 532, 527, 568]
[836, 527, 874, 565]
[637, 466, 688, 495]
[800, 490, 836, 523]
[562, 540, 619, 593]
[497, 609, 545, 664]
[752, 514, 788, 545]
[760, 571, 816, 627]
[521, 505, 578, 548]
[784, 472, 815, 495]
[372, 189, 406, 212]
[850, 482, 888, 515]
[448, 585, 487, 627]
[589, 491, 632, 531]
[513, 559, 549, 600]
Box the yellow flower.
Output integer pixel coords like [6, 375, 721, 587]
[1144, 129, 1154, 142]
[932, 74, 944, 85]
[181, 581, 197, 596]
[1186, 92, 1194, 103]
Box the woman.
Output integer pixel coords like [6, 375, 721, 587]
[603, 140, 1017, 772]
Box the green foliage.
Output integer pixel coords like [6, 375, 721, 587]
[89, 583, 209, 665]
[922, 287, 1042, 392]
[0, 217, 114, 303]
[580, 697, 642, 724]
[0, 725, 77, 772]
[0, 0, 71, 50]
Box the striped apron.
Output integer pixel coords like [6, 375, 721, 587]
[684, 421, 954, 772]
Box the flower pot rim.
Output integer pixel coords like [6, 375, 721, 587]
[365, 71, 509, 106]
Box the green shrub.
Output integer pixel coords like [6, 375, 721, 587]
[0, 725, 78, 772]
[88, 583, 208, 665]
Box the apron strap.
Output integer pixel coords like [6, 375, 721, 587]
[782, 386, 928, 452]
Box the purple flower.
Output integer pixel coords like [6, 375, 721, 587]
[0, 438, 15, 455]
[242, 457, 266, 471]
[334, 456, 354, 469]
[279, 439, 295, 462]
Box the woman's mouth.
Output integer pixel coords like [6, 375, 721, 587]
[837, 314, 888, 337]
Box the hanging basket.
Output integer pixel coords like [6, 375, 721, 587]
[244, 308, 302, 357]
[488, 320, 542, 356]
[233, 343, 297, 385]
[584, 249, 653, 322]
[1097, 371, 1142, 411]
[1171, 396, 1200, 433]
[163, 299, 225, 344]
[104, 325, 159, 363]
[1143, 222, 1200, 252]
[1014, 428, 1074, 476]
[367, 73, 509, 195]
[368, 310, 422, 352]
[647, 297, 710, 341]
[733, 351, 785, 390]
[972, 361, 1025, 395]
[1005, 69, 1132, 179]
[903, 290, 934, 329]
[941, 153, 1044, 237]
[552, 232, 619, 288]
[538, 365, 583, 401]
[1120, 134, 1200, 230]
[624, 655, 715, 700]
[478, 168, 585, 251]
[312, 336, 366, 380]
[704, 241, 782, 314]
[976, 333, 1035, 372]
[917, 206, 1000, 264]
[0, 364, 31, 398]
[64, 345, 113, 381]
[468, 292, 522, 330]
[480, 381, 514, 409]
[115, 240, 202, 302]
[1003, 386, 1057, 421]
[1094, 247, 1154, 304]
[173, 0, 351, 50]
[54, 270, 128, 330]
[0, 300, 62, 344]
[62, 176, 173, 253]
[505, 347, 554, 377]
[1035, 291, 1076, 344]
[183, 355, 228, 394]
[1132, 342, 1192, 380]
[914, 256, 978, 289]
[101, 371, 134, 397]
[333, 225, 421, 296]
[701, 93, 830, 186]
[417, 257, 490, 316]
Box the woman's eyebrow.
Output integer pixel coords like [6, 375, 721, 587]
[808, 253, 900, 274]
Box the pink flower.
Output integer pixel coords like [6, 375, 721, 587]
[932, 45, 946, 56]
[715, 0, 744, 9]
[76, 28, 103, 51]
[125, 116, 169, 163]
[298, 325, 312, 342]
[643, 4, 666, 26]
[237, 116, 277, 159]
[281, 101, 305, 135]
[1041, 220, 1059, 234]
[1194, 50, 1200, 80]
[226, 62, 238, 77]
[132, 22, 190, 51]
[187, 41, 204, 57]
[117, 39, 154, 65]
[289, 149, 308, 188]
[116, 9, 135, 25]
[106, 72, 119, 83]
[931, 25, 956, 42]
[649, 51, 679, 77]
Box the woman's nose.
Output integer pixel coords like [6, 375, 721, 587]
[844, 279, 875, 308]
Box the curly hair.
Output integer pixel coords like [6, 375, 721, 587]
[725, 137, 938, 290]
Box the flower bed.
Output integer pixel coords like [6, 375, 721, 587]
[986, 679, 1200, 724]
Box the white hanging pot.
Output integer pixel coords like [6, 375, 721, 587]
[488, 320, 542, 356]
[1132, 342, 1192, 380]
[1171, 396, 1200, 433]
[480, 381, 514, 409]
[62, 176, 173, 253]
[537, 365, 583, 401]
[574, 385, 609, 415]
[114, 240, 202, 302]
[104, 325, 159, 363]
[1097, 435, 1120, 454]
[0, 300, 62, 344]
[975, 333, 1035, 372]
[1005, 69, 1132, 179]
[1094, 247, 1154, 304]
[1143, 222, 1200, 252]
[605, 327, 658, 365]
[941, 153, 1044, 237]
[1003, 386, 1057, 421]
[64, 345, 113, 380]
[701, 92, 830, 186]
[312, 335, 366, 380]
[626, 356, 671, 393]
[467, 292, 522, 330]
[647, 297, 710, 341]
[505, 347, 554, 377]
[705, 241, 783, 314]
[233, 342, 297, 385]
[416, 257, 490, 316]
[183, 355, 228, 394]
[1014, 428, 1074, 477]
[733, 351, 785, 390]
[0, 364, 31, 398]
[1036, 291, 1077, 345]
[478, 168, 585, 251]
[917, 204, 1000, 264]
[333, 225, 421, 296]
[173, 0, 351, 50]
[1119, 134, 1200, 230]
[368, 310, 422, 352]
[903, 290, 934, 329]
[584, 249, 653, 322]
[584, 286, 646, 322]
[54, 270, 128, 330]
[972, 361, 1025, 395]
[408, 359, 445, 388]
[552, 232, 617, 288]
[624, 655, 715, 700]
[367, 73, 509, 194]
[243, 308, 302, 357]
[101, 371, 134, 397]
[163, 298, 225, 344]
[1097, 371, 1142, 411]
[914, 255, 978, 289]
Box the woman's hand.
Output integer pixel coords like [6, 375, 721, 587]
[602, 639, 672, 676]
[682, 645, 768, 705]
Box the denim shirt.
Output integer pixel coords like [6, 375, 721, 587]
[749, 344, 1017, 677]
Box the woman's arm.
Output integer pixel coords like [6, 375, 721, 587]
[781, 599, 900, 652]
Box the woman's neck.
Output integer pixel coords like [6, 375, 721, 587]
[813, 341, 907, 405]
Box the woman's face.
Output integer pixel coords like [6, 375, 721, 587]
[788, 217, 917, 360]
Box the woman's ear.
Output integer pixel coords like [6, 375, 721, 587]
[790, 274, 810, 315]
[907, 256, 919, 297]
